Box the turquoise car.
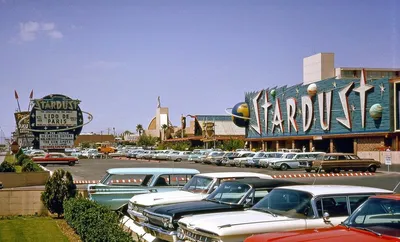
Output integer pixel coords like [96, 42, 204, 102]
[87, 168, 200, 211]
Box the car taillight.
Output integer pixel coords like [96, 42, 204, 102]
[88, 187, 96, 194]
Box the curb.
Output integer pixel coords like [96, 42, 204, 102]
[39, 165, 53, 176]
[271, 172, 375, 179]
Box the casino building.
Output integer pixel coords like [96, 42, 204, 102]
[234, 53, 400, 152]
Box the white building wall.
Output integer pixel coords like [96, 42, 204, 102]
[303, 53, 335, 84]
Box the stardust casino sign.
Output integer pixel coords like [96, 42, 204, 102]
[244, 70, 391, 139]
[28, 94, 90, 150]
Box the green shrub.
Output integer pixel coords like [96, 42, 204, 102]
[0, 161, 16, 172]
[64, 197, 132, 242]
[22, 161, 42, 172]
[41, 169, 77, 217]
[16, 154, 30, 166]
[15, 149, 24, 160]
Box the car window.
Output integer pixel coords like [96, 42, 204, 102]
[102, 174, 153, 186]
[158, 174, 193, 186]
[316, 196, 349, 217]
[207, 182, 251, 204]
[338, 156, 347, 160]
[349, 196, 369, 213]
[182, 176, 214, 193]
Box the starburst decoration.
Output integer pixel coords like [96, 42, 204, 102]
[351, 104, 356, 112]
[333, 81, 337, 88]
[379, 83, 385, 96]
[296, 88, 299, 95]
[297, 108, 302, 115]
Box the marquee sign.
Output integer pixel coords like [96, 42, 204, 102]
[14, 111, 30, 134]
[245, 70, 390, 139]
[27, 94, 92, 150]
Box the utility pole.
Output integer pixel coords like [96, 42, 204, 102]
[107, 128, 111, 135]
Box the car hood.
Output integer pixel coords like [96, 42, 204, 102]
[129, 190, 207, 206]
[244, 226, 397, 242]
[147, 200, 241, 219]
[179, 210, 298, 236]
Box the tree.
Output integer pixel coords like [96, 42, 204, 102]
[41, 169, 77, 217]
[137, 134, 158, 147]
[222, 138, 245, 151]
[136, 124, 144, 136]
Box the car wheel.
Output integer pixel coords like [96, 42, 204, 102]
[305, 169, 311, 172]
[68, 161, 75, 166]
[176, 158, 182, 162]
[368, 165, 377, 173]
[332, 168, 340, 173]
[280, 163, 289, 171]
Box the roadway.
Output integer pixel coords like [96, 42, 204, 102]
[45, 158, 400, 192]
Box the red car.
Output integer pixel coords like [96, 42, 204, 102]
[32, 152, 79, 166]
[245, 194, 400, 242]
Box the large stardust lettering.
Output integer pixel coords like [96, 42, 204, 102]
[286, 98, 298, 132]
[251, 91, 262, 134]
[353, 69, 373, 128]
[336, 82, 354, 129]
[317, 91, 332, 131]
[301, 96, 313, 132]
[271, 98, 284, 133]
[261, 91, 272, 134]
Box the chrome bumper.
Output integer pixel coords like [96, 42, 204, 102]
[142, 222, 177, 242]
[127, 208, 147, 224]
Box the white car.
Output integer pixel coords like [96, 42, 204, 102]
[268, 152, 325, 170]
[177, 185, 393, 242]
[126, 172, 272, 240]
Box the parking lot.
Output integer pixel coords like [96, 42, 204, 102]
[45, 158, 400, 192]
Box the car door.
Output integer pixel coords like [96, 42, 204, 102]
[306, 196, 351, 229]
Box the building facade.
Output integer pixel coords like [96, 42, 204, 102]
[242, 53, 400, 152]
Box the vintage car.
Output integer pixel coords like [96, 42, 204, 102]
[240, 152, 268, 168]
[258, 152, 285, 168]
[126, 172, 272, 240]
[308, 153, 381, 173]
[177, 185, 393, 242]
[220, 152, 239, 166]
[87, 168, 200, 211]
[32, 152, 78, 166]
[204, 151, 226, 164]
[141, 178, 303, 242]
[268, 152, 325, 170]
[244, 194, 400, 242]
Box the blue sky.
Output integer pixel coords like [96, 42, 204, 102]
[0, 0, 398, 137]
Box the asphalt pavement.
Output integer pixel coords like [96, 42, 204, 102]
[44, 158, 400, 192]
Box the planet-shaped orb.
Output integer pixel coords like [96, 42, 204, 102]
[307, 83, 317, 96]
[270, 89, 276, 98]
[369, 104, 383, 120]
[230, 102, 250, 127]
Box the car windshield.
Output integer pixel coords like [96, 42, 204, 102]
[206, 182, 251, 204]
[251, 188, 314, 218]
[254, 153, 265, 158]
[343, 197, 400, 237]
[182, 176, 214, 193]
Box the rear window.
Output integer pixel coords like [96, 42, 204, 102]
[101, 174, 153, 186]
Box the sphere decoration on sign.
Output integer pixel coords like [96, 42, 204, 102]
[270, 89, 276, 98]
[26, 94, 93, 150]
[307, 83, 318, 96]
[369, 103, 383, 120]
[225, 102, 250, 128]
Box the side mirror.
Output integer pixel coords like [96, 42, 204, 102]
[322, 212, 330, 223]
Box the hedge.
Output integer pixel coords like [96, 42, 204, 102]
[64, 197, 132, 242]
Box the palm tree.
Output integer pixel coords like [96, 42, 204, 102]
[136, 124, 143, 136]
[161, 124, 168, 140]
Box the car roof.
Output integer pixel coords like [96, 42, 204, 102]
[324, 153, 355, 156]
[371, 194, 400, 200]
[223, 178, 304, 188]
[106, 168, 200, 175]
[275, 185, 392, 196]
[196, 172, 272, 179]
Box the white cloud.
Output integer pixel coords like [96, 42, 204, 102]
[17, 21, 63, 42]
[85, 61, 126, 69]
[48, 30, 63, 39]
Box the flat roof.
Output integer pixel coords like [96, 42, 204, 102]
[276, 185, 392, 197]
[106, 168, 200, 175]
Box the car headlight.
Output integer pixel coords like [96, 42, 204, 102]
[177, 227, 185, 240]
[162, 217, 174, 229]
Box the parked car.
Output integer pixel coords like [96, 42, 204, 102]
[169, 151, 191, 162]
[258, 152, 285, 168]
[204, 151, 226, 165]
[268, 152, 325, 171]
[127, 172, 273, 239]
[32, 152, 78, 166]
[241, 151, 268, 168]
[141, 178, 303, 242]
[221, 152, 239, 166]
[87, 168, 200, 211]
[177, 185, 393, 242]
[26, 149, 47, 158]
[309, 153, 381, 173]
[232, 152, 256, 167]
[244, 194, 400, 242]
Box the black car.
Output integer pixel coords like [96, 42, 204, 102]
[141, 178, 303, 242]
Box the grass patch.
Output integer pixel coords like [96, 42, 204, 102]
[0, 216, 79, 242]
